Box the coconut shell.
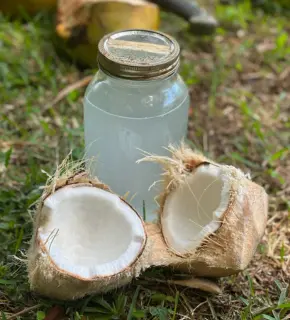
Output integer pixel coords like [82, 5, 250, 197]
[171, 168, 268, 277]
[28, 172, 146, 300]
[55, 0, 160, 67]
[28, 245, 140, 300]
[141, 223, 178, 268]
[140, 144, 268, 277]
[139, 223, 223, 294]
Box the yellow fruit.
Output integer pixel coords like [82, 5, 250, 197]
[55, 0, 160, 67]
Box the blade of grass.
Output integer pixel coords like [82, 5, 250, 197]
[127, 286, 140, 320]
[171, 290, 179, 320]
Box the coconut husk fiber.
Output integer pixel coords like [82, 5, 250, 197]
[55, 0, 160, 67]
[27, 146, 268, 300]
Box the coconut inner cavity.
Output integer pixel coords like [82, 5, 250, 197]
[38, 186, 145, 279]
[162, 164, 230, 254]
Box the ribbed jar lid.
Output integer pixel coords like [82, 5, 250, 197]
[97, 29, 180, 80]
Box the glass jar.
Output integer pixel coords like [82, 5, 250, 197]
[84, 29, 190, 222]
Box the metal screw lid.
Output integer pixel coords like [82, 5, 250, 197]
[97, 29, 180, 80]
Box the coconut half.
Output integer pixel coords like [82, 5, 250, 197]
[28, 164, 146, 300]
[139, 143, 269, 277]
[162, 163, 230, 255]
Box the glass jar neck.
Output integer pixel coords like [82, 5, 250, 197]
[98, 67, 179, 87]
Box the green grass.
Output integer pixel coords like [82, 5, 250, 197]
[1, 1, 290, 319]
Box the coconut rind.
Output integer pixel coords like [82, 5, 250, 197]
[141, 223, 180, 268]
[153, 145, 268, 277]
[28, 173, 146, 300]
[28, 248, 142, 300]
[171, 173, 268, 277]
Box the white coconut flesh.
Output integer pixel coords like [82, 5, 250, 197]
[38, 186, 146, 279]
[162, 164, 231, 254]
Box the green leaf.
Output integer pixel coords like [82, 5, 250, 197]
[240, 296, 250, 306]
[36, 311, 46, 320]
[127, 286, 140, 320]
[151, 293, 175, 303]
[172, 291, 180, 320]
[272, 310, 280, 320]
[83, 307, 110, 314]
[150, 307, 169, 320]
[142, 200, 146, 221]
[132, 310, 146, 318]
[0, 223, 11, 230]
[14, 227, 24, 254]
[275, 280, 283, 291]
[279, 303, 290, 318]
[0, 279, 19, 285]
[253, 306, 276, 317]
[230, 152, 260, 169]
[241, 307, 251, 320]
[67, 89, 80, 102]
[73, 312, 82, 320]
[95, 299, 114, 311]
[253, 315, 265, 320]
[261, 315, 276, 320]
[80, 294, 94, 315]
[1, 311, 7, 320]
[276, 32, 288, 49]
[280, 243, 285, 263]
[115, 294, 127, 313]
[247, 273, 255, 296]
[4, 147, 12, 168]
[278, 287, 288, 305]
[277, 302, 290, 309]
[269, 148, 289, 163]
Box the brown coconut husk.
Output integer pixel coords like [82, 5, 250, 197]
[55, 0, 160, 67]
[142, 223, 176, 268]
[174, 176, 268, 277]
[139, 143, 269, 277]
[139, 223, 223, 294]
[27, 146, 268, 300]
[27, 156, 147, 300]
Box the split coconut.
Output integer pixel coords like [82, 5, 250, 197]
[27, 160, 147, 300]
[139, 144, 269, 277]
[27, 146, 268, 300]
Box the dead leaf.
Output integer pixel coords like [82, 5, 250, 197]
[168, 277, 222, 294]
